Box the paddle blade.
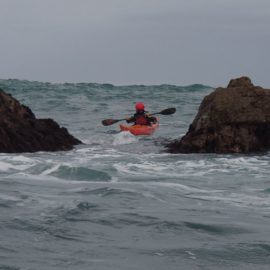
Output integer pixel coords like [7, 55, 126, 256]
[102, 119, 119, 126]
[159, 107, 176, 115]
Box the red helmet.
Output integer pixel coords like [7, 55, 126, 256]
[135, 102, 145, 111]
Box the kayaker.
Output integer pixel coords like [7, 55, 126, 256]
[126, 102, 157, 126]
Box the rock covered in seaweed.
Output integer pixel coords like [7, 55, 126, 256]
[0, 89, 82, 153]
[167, 76, 270, 153]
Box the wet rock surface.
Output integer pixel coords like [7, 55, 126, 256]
[168, 77, 270, 153]
[0, 89, 82, 153]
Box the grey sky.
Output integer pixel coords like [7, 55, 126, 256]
[0, 0, 270, 86]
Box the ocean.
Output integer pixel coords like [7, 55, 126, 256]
[0, 79, 269, 270]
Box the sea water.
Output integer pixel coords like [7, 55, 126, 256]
[0, 79, 269, 270]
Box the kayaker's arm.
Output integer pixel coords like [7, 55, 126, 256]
[126, 116, 135, 123]
[148, 116, 157, 124]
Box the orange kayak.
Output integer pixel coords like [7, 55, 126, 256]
[119, 121, 159, 136]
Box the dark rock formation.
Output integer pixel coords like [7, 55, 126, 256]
[167, 76, 270, 153]
[0, 89, 82, 153]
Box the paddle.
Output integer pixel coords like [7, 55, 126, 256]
[150, 107, 176, 116]
[102, 107, 176, 126]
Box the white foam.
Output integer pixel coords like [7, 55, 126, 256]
[0, 154, 38, 172]
[112, 131, 138, 145]
[113, 159, 213, 179]
[0, 161, 15, 172]
[73, 148, 123, 160]
[0, 160, 35, 172]
[40, 164, 61, 175]
[81, 137, 110, 145]
[217, 156, 269, 167]
[187, 192, 270, 210]
[9, 155, 35, 163]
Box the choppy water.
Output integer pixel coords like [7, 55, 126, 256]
[0, 79, 269, 270]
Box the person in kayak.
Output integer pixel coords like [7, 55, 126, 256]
[126, 102, 157, 126]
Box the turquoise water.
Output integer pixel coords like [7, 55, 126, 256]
[0, 79, 270, 270]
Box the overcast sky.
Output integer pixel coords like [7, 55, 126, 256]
[0, 0, 270, 87]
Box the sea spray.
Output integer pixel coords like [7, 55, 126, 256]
[112, 131, 138, 145]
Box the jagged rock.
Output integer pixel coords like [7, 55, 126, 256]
[0, 89, 82, 153]
[167, 76, 270, 153]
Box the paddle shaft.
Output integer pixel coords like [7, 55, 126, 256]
[102, 107, 176, 126]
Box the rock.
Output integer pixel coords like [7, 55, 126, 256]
[167, 76, 270, 153]
[0, 89, 82, 153]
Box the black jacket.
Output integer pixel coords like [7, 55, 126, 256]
[126, 110, 157, 125]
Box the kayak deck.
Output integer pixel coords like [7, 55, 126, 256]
[119, 122, 159, 136]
